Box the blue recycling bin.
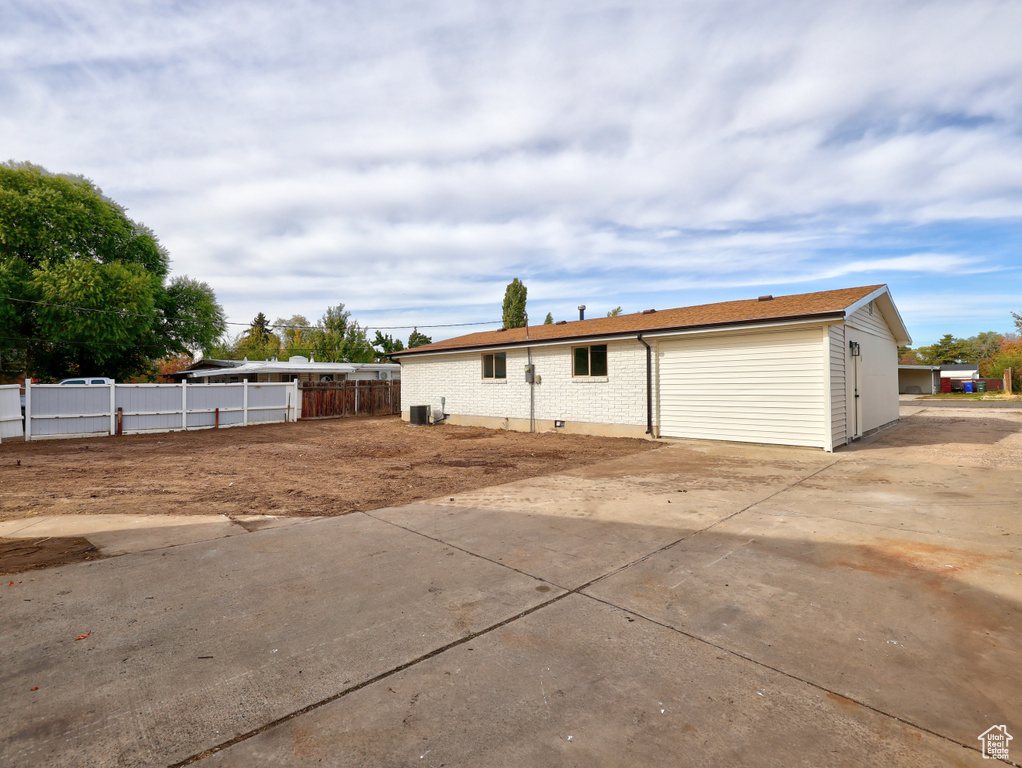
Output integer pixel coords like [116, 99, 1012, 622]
[963, 381, 974, 393]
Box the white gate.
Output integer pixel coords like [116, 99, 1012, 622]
[0, 384, 23, 442]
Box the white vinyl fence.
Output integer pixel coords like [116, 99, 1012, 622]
[0, 384, 23, 443]
[22, 380, 299, 441]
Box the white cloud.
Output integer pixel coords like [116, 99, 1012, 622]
[1, 0, 1021, 342]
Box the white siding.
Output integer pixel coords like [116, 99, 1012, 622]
[829, 325, 847, 448]
[847, 300, 895, 341]
[658, 327, 827, 448]
[845, 302, 899, 435]
[400, 339, 650, 428]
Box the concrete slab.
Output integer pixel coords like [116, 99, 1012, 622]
[843, 407, 1022, 469]
[0, 514, 249, 556]
[198, 595, 970, 768]
[587, 497, 1022, 748]
[371, 502, 694, 588]
[0, 515, 562, 767]
[745, 461, 1022, 582]
[372, 443, 837, 587]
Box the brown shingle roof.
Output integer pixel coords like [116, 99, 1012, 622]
[394, 284, 886, 357]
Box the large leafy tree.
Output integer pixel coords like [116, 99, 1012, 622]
[312, 303, 375, 362]
[501, 278, 527, 329]
[0, 161, 225, 380]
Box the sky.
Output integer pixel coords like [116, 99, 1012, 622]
[2, 0, 1021, 348]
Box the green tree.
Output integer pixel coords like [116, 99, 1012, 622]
[607, 306, 623, 317]
[373, 330, 405, 361]
[917, 334, 968, 365]
[501, 278, 527, 329]
[407, 328, 432, 348]
[960, 331, 1003, 362]
[312, 303, 375, 362]
[543, 312, 554, 325]
[0, 161, 226, 380]
[233, 313, 280, 360]
[275, 315, 315, 359]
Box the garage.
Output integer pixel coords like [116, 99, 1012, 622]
[658, 327, 828, 448]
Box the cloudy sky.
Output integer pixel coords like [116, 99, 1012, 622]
[3, 0, 1021, 346]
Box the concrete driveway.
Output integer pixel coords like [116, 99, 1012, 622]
[2, 406, 1020, 767]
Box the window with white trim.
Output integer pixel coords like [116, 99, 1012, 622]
[573, 344, 608, 377]
[482, 352, 507, 379]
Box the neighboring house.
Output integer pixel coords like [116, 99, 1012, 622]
[899, 364, 987, 394]
[898, 365, 940, 394]
[169, 356, 400, 383]
[392, 285, 910, 452]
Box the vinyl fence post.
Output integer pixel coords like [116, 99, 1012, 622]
[24, 378, 32, 441]
[181, 379, 188, 431]
[109, 382, 117, 436]
[243, 380, 249, 426]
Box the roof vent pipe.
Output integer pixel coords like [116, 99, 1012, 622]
[578, 305, 586, 320]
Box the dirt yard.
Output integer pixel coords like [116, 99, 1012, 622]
[0, 416, 661, 523]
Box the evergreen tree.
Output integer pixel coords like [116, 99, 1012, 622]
[408, 328, 432, 348]
[501, 278, 528, 329]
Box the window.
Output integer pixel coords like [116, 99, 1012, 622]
[573, 344, 608, 377]
[482, 352, 507, 379]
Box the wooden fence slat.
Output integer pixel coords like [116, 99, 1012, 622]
[299, 380, 400, 420]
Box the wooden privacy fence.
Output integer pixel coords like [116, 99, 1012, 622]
[300, 380, 401, 419]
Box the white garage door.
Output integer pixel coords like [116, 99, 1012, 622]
[659, 328, 827, 448]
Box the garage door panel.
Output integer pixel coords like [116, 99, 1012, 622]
[659, 329, 826, 448]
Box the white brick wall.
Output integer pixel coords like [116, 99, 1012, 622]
[400, 339, 652, 427]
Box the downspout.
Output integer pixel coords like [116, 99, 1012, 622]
[637, 334, 653, 436]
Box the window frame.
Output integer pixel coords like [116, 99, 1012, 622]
[572, 344, 608, 378]
[482, 352, 507, 380]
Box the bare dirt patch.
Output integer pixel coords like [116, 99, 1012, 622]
[0, 416, 662, 521]
[0, 536, 105, 574]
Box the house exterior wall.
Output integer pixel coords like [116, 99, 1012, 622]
[899, 368, 936, 394]
[829, 325, 847, 449]
[400, 338, 651, 437]
[401, 302, 901, 450]
[845, 301, 899, 436]
[656, 326, 828, 448]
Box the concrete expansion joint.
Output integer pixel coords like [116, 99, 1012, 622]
[167, 575, 573, 767]
[575, 593, 1003, 764]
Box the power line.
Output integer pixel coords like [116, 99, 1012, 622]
[0, 295, 500, 332]
[0, 335, 406, 357]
